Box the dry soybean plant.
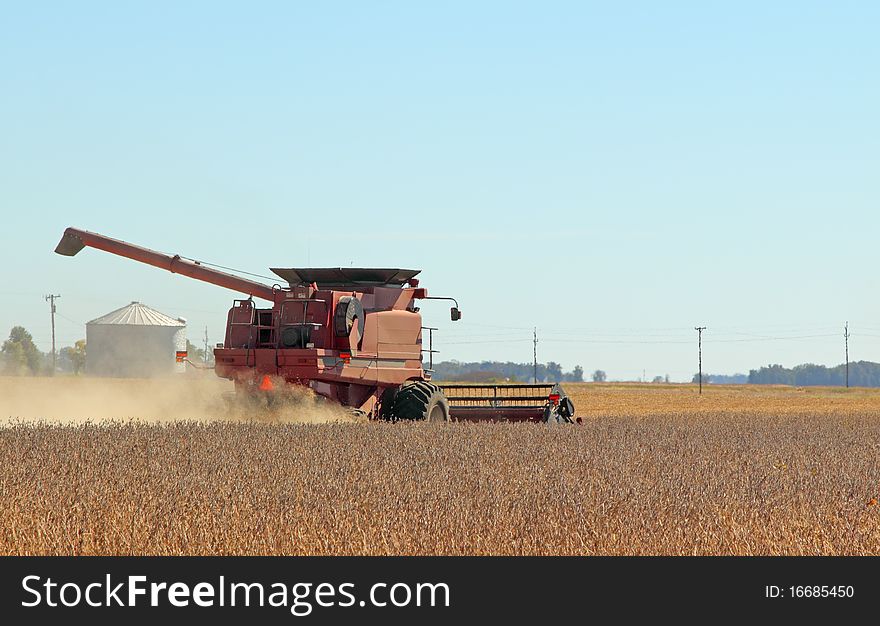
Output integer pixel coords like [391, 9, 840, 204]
[2, 411, 880, 556]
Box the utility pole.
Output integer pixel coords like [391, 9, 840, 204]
[45, 294, 61, 375]
[533, 327, 538, 383]
[845, 322, 850, 388]
[695, 326, 706, 395]
[203, 326, 209, 365]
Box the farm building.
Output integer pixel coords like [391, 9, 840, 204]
[86, 302, 187, 377]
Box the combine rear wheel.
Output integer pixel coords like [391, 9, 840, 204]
[389, 381, 449, 422]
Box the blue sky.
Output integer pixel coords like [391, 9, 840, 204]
[1, 2, 878, 380]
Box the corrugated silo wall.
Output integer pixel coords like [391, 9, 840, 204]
[86, 324, 187, 377]
[172, 326, 187, 374]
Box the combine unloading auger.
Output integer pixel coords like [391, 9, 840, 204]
[55, 227, 577, 423]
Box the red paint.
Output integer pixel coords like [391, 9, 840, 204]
[55, 227, 577, 423]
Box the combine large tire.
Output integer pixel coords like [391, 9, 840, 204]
[389, 381, 449, 422]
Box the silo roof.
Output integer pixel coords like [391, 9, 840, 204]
[87, 302, 185, 327]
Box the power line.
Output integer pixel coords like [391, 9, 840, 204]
[442, 325, 842, 344]
[44, 294, 60, 375]
[441, 338, 532, 345]
[533, 327, 538, 383]
[458, 321, 845, 335]
[695, 326, 706, 395]
[709, 333, 839, 344]
[55, 312, 83, 326]
[203, 326, 210, 366]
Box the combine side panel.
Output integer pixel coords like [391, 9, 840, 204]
[439, 383, 577, 423]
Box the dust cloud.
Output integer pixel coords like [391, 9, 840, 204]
[0, 374, 359, 424]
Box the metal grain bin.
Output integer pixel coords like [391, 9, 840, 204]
[85, 302, 186, 377]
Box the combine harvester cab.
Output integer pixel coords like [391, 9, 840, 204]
[55, 227, 577, 424]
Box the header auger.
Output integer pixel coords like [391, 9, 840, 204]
[55, 227, 577, 423]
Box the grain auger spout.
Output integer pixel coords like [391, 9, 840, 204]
[55, 226, 576, 423]
[55, 227, 276, 301]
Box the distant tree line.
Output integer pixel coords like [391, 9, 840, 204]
[1, 325, 223, 376]
[1, 326, 86, 376]
[432, 360, 585, 383]
[747, 361, 880, 387]
[690, 364, 880, 387]
[690, 373, 749, 385]
[0, 326, 86, 376]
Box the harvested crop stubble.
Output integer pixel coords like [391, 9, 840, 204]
[2, 415, 880, 556]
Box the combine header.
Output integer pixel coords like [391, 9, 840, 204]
[55, 227, 577, 423]
[442, 383, 575, 422]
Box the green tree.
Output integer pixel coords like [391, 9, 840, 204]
[748, 365, 796, 385]
[546, 361, 563, 382]
[432, 360, 584, 382]
[746, 361, 880, 387]
[1, 326, 43, 375]
[59, 339, 87, 375]
[186, 339, 205, 363]
[2, 341, 26, 375]
[592, 369, 606, 383]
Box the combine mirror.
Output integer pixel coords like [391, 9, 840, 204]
[451, 307, 462, 321]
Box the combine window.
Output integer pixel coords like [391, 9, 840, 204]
[279, 299, 327, 349]
[225, 300, 256, 348]
[255, 310, 276, 347]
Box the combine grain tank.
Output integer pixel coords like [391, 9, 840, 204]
[56, 227, 577, 423]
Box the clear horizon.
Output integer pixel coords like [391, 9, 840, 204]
[2, 2, 878, 381]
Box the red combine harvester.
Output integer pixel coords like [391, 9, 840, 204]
[55, 227, 577, 423]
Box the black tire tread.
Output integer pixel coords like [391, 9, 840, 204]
[389, 381, 449, 421]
